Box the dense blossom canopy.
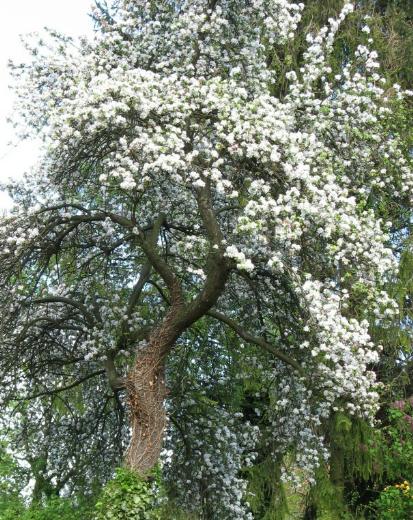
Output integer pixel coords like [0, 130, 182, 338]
[0, 0, 412, 516]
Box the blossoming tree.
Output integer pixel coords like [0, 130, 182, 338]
[1, 0, 412, 514]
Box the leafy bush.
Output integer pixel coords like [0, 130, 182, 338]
[94, 468, 161, 520]
[372, 481, 413, 520]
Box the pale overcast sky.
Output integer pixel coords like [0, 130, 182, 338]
[0, 0, 94, 210]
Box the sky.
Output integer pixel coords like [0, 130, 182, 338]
[0, 0, 94, 210]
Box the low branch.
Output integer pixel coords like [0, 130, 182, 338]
[208, 310, 302, 373]
[15, 370, 105, 401]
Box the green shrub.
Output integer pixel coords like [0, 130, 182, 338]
[94, 468, 161, 520]
[372, 481, 413, 520]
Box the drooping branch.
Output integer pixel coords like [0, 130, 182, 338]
[15, 369, 105, 401]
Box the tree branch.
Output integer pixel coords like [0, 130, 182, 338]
[16, 370, 105, 401]
[134, 214, 184, 305]
[208, 310, 303, 373]
[31, 296, 95, 325]
[104, 358, 125, 391]
[126, 214, 166, 315]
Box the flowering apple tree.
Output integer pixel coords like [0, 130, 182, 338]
[1, 0, 412, 513]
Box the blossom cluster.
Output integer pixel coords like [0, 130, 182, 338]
[164, 398, 259, 519]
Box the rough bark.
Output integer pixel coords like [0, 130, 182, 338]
[124, 339, 168, 474]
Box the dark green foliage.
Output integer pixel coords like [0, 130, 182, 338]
[0, 442, 28, 519]
[302, 414, 379, 519]
[245, 457, 289, 520]
[379, 407, 413, 484]
[0, 496, 94, 520]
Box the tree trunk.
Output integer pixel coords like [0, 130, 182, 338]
[124, 249, 229, 474]
[123, 293, 187, 474]
[125, 336, 169, 474]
